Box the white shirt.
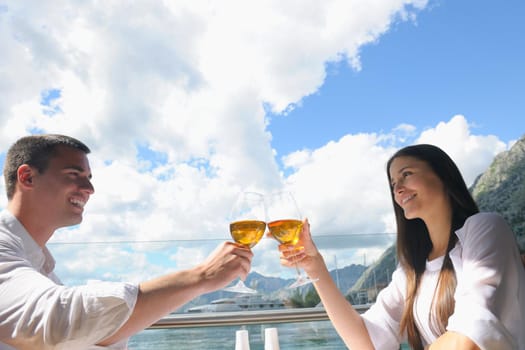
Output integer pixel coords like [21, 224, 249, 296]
[362, 212, 525, 349]
[0, 210, 139, 350]
[413, 256, 445, 346]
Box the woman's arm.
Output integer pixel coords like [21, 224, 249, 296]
[446, 213, 522, 349]
[279, 219, 375, 350]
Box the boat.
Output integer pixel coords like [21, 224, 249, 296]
[186, 294, 286, 313]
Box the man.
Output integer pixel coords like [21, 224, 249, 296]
[0, 134, 253, 349]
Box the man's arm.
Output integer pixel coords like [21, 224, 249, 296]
[99, 241, 252, 345]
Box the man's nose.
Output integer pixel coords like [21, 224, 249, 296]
[80, 178, 95, 194]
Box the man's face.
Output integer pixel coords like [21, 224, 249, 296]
[31, 145, 95, 229]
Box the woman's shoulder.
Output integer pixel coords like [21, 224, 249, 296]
[390, 264, 408, 289]
[465, 211, 506, 223]
[457, 212, 514, 246]
[461, 212, 509, 230]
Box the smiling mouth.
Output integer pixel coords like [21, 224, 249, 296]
[69, 198, 86, 209]
[401, 194, 416, 205]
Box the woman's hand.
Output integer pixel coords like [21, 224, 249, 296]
[278, 218, 324, 277]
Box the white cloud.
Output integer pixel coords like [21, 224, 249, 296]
[0, 0, 428, 155]
[0, 0, 429, 238]
[282, 133, 397, 235]
[276, 116, 507, 247]
[48, 116, 508, 285]
[416, 115, 507, 186]
[170, 247, 208, 270]
[254, 238, 288, 278]
[50, 243, 151, 285]
[2, 1, 511, 286]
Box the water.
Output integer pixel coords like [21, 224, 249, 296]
[128, 321, 346, 349]
[128, 321, 411, 349]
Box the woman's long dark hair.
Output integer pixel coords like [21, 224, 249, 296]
[386, 144, 479, 349]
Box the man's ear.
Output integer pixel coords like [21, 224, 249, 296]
[17, 164, 35, 188]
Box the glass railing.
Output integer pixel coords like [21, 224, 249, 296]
[132, 305, 375, 349]
[48, 232, 398, 349]
[132, 319, 345, 349]
[149, 305, 371, 329]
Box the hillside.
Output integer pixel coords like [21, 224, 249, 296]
[471, 134, 525, 251]
[348, 244, 396, 301]
[181, 265, 366, 311]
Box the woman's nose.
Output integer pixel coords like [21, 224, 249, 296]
[393, 181, 405, 196]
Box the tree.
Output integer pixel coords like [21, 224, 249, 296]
[288, 287, 320, 308]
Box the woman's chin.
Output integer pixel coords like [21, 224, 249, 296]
[403, 209, 417, 220]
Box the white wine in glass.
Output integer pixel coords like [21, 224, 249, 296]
[267, 219, 303, 246]
[266, 191, 317, 289]
[223, 192, 266, 294]
[230, 220, 266, 248]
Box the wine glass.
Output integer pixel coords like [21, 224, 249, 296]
[223, 191, 266, 294]
[266, 191, 317, 289]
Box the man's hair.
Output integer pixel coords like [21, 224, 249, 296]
[3, 134, 91, 199]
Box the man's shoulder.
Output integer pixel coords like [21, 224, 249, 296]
[0, 211, 25, 254]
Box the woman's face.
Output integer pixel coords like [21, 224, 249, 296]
[389, 155, 449, 221]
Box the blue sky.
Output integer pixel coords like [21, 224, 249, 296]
[269, 0, 524, 156]
[0, 0, 523, 285]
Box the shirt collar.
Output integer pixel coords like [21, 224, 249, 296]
[0, 210, 56, 274]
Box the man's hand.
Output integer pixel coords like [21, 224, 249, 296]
[196, 241, 254, 292]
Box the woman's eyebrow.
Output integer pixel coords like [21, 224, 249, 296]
[392, 165, 411, 176]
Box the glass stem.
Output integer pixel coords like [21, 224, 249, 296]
[292, 253, 302, 278]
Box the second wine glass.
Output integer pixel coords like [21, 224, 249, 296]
[266, 191, 317, 289]
[223, 191, 266, 294]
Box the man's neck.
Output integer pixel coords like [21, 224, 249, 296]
[7, 201, 54, 248]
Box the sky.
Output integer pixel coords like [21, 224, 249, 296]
[0, 0, 524, 286]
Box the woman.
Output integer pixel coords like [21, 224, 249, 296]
[280, 144, 525, 349]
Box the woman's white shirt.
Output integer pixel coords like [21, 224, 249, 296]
[361, 212, 525, 350]
[413, 256, 445, 347]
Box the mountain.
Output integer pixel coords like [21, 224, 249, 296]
[347, 244, 396, 302]
[180, 265, 366, 311]
[245, 271, 291, 291]
[471, 134, 525, 251]
[329, 263, 367, 293]
[180, 272, 291, 311]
